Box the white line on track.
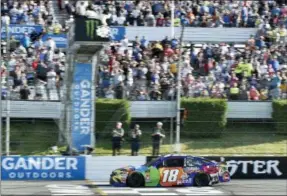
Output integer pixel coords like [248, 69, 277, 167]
[135, 188, 169, 191]
[102, 190, 138, 194]
[140, 193, 178, 196]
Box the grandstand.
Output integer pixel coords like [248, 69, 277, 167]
[0, 0, 286, 156]
[1, 0, 286, 102]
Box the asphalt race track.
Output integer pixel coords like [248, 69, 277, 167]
[1, 180, 287, 195]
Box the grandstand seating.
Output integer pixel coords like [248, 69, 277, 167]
[1, 0, 287, 101]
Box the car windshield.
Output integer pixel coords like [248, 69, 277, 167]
[144, 157, 161, 167]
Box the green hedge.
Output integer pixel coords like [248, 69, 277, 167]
[272, 100, 287, 135]
[181, 98, 227, 138]
[96, 99, 131, 137]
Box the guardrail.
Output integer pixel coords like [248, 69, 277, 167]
[2, 101, 272, 119]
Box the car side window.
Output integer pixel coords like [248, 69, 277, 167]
[186, 157, 201, 167]
[164, 158, 184, 167]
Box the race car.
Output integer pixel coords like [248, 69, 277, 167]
[110, 154, 230, 187]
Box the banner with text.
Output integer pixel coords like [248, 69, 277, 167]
[42, 33, 67, 48]
[146, 156, 287, 179]
[1, 25, 43, 40]
[1, 156, 86, 180]
[71, 63, 93, 151]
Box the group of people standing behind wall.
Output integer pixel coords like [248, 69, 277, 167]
[111, 121, 166, 156]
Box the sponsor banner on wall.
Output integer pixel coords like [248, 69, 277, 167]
[1, 156, 86, 180]
[42, 33, 67, 48]
[110, 27, 125, 41]
[1, 25, 43, 40]
[146, 156, 287, 179]
[74, 17, 110, 42]
[71, 63, 93, 151]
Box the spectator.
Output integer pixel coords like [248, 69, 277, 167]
[249, 86, 260, 101]
[130, 124, 142, 156]
[229, 83, 240, 100]
[20, 85, 30, 100]
[151, 122, 165, 156]
[111, 122, 125, 156]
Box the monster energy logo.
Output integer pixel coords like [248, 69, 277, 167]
[85, 19, 100, 40]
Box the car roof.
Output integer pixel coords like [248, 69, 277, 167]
[163, 154, 204, 159]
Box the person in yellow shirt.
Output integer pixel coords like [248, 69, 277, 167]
[152, 41, 163, 57]
[53, 21, 62, 34]
[174, 15, 181, 27]
[154, 41, 163, 50]
[229, 83, 239, 100]
[169, 62, 177, 75]
[259, 88, 269, 100]
[280, 80, 287, 99]
[236, 58, 253, 78]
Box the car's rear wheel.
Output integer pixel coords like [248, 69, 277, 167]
[126, 172, 145, 187]
[194, 173, 210, 187]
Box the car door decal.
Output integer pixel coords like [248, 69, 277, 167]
[159, 167, 185, 186]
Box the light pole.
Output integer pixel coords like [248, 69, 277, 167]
[5, 21, 10, 156]
[174, 24, 185, 153]
[0, 0, 3, 191]
[171, 0, 175, 38]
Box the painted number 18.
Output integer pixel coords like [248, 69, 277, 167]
[162, 169, 179, 182]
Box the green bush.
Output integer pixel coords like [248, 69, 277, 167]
[96, 99, 131, 137]
[181, 98, 227, 138]
[272, 100, 287, 135]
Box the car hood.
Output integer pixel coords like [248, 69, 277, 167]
[111, 165, 136, 174]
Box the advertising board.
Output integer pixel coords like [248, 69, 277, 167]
[71, 63, 93, 151]
[74, 17, 110, 42]
[1, 156, 86, 180]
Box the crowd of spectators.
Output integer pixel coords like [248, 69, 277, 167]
[66, 0, 286, 28]
[1, 0, 67, 100]
[2, 0, 287, 101]
[96, 34, 287, 101]
[87, 0, 286, 101]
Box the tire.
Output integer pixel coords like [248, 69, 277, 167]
[194, 173, 210, 187]
[126, 172, 145, 187]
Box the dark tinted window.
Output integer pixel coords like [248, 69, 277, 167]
[164, 157, 184, 167]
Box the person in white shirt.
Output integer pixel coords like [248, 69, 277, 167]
[1, 13, 10, 26]
[45, 37, 57, 51]
[9, 5, 19, 16]
[131, 7, 141, 19]
[105, 87, 115, 99]
[181, 62, 193, 78]
[116, 13, 126, 25]
[47, 68, 57, 90]
[46, 47, 54, 63]
[76, 1, 88, 16]
[161, 57, 169, 73]
[120, 36, 129, 49]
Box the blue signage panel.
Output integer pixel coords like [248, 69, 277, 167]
[42, 33, 67, 48]
[72, 63, 93, 151]
[1, 25, 43, 40]
[1, 156, 86, 180]
[110, 27, 125, 41]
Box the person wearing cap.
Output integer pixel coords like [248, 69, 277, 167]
[151, 122, 165, 156]
[130, 124, 142, 156]
[111, 122, 125, 156]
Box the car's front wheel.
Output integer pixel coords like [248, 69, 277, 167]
[194, 173, 210, 187]
[126, 172, 145, 187]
